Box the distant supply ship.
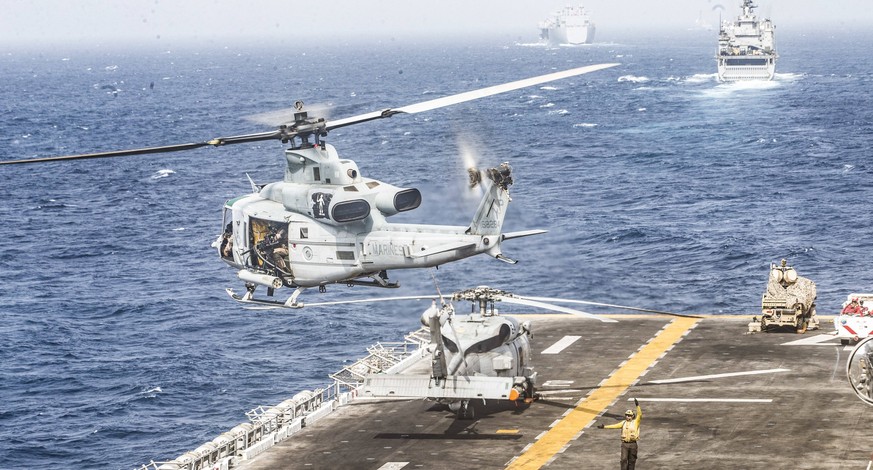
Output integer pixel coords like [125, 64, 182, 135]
[539, 5, 595, 45]
[716, 0, 777, 81]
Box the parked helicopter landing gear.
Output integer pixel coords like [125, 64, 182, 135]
[450, 400, 476, 420]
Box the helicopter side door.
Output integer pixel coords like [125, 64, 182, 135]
[217, 198, 251, 269]
[248, 217, 291, 275]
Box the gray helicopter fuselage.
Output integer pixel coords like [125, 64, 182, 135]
[440, 314, 534, 379]
[218, 143, 513, 288]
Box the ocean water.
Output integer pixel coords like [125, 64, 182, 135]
[1, 29, 872, 468]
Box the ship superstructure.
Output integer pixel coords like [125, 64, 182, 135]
[539, 5, 595, 45]
[716, 0, 777, 81]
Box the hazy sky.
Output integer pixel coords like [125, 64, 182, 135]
[3, 0, 872, 48]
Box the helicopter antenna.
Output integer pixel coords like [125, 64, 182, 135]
[245, 173, 259, 193]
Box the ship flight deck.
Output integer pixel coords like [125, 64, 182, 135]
[234, 315, 872, 469]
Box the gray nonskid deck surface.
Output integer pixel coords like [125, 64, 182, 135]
[239, 316, 873, 469]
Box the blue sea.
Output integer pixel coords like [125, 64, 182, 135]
[1, 29, 872, 468]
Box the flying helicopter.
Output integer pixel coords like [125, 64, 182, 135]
[310, 285, 617, 419]
[0, 63, 618, 307]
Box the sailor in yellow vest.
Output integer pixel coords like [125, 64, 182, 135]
[597, 398, 642, 470]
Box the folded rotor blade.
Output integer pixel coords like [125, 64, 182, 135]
[326, 63, 619, 131]
[521, 296, 701, 319]
[446, 317, 468, 371]
[495, 295, 617, 323]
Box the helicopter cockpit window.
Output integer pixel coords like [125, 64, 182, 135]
[343, 185, 359, 192]
[313, 167, 321, 181]
[299, 227, 308, 239]
[219, 208, 234, 260]
[366, 181, 380, 189]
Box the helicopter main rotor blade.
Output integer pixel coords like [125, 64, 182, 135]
[0, 129, 284, 165]
[521, 296, 702, 319]
[3, 63, 617, 165]
[494, 295, 618, 323]
[0, 142, 210, 165]
[325, 62, 619, 131]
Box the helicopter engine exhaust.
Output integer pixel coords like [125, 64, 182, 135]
[375, 187, 422, 216]
[237, 270, 282, 289]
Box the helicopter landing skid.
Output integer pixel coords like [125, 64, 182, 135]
[225, 288, 305, 309]
[344, 279, 401, 288]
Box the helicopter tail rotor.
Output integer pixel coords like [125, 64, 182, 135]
[455, 133, 484, 192]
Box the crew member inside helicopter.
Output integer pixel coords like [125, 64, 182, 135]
[263, 227, 290, 274]
[220, 222, 233, 260]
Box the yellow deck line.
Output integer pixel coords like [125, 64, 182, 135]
[507, 317, 700, 469]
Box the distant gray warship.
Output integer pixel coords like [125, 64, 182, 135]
[716, 0, 777, 81]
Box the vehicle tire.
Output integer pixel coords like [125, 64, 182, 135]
[796, 319, 808, 334]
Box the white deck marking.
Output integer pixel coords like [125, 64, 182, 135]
[632, 397, 773, 403]
[541, 336, 581, 354]
[536, 389, 586, 395]
[377, 463, 409, 470]
[540, 380, 575, 388]
[781, 334, 842, 346]
[647, 368, 789, 384]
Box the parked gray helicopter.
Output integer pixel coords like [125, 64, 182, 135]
[0, 64, 617, 307]
[310, 285, 617, 419]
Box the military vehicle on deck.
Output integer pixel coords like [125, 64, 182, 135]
[750, 259, 818, 333]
